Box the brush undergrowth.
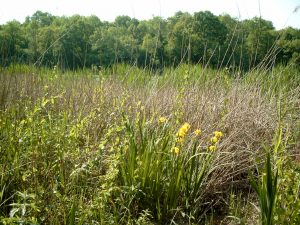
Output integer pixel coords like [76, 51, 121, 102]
[0, 64, 299, 224]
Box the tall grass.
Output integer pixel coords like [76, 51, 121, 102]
[0, 64, 299, 224]
[250, 151, 278, 225]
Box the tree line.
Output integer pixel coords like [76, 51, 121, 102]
[0, 10, 299, 71]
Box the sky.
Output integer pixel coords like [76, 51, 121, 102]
[0, 0, 299, 30]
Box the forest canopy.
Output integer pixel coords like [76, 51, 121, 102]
[0, 10, 299, 70]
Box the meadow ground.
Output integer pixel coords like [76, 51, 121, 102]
[0, 64, 299, 224]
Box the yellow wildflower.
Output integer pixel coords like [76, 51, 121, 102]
[182, 122, 191, 132]
[172, 147, 180, 155]
[176, 137, 184, 144]
[159, 117, 167, 123]
[177, 129, 185, 138]
[176, 122, 190, 137]
[214, 131, 224, 139]
[176, 122, 190, 144]
[210, 136, 218, 143]
[209, 145, 217, 151]
[194, 129, 201, 136]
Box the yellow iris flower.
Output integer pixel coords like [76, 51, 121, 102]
[214, 131, 224, 138]
[209, 145, 216, 151]
[171, 147, 180, 155]
[159, 117, 167, 123]
[194, 129, 201, 136]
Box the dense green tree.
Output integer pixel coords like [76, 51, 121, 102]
[91, 26, 120, 66]
[22, 11, 56, 64]
[242, 17, 276, 67]
[0, 10, 299, 70]
[276, 27, 300, 66]
[0, 21, 27, 65]
[219, 14, 246, 69]
[25, 11, 55, 27]
[138, 17, 167, 69]
[191, 11, 228, 66]
[166, 12, 193, 65]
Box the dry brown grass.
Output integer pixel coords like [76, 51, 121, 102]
[0, 72, 278, 174]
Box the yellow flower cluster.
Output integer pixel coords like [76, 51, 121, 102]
[209, 145, 216, 151]
[176, 122, 190, 144]
[210, 136, 218, 143]
[214, 131, 224, 139]
[171, 122, 191, 155]
[194, 129, 201, 136]
[159, 116, 167, 123]
[208, 130, 224, 151]
[171, 146, 180, 155]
